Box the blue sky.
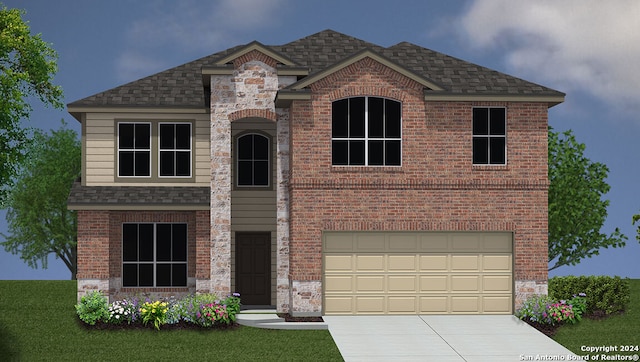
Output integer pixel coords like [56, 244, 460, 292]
[1, 0, 639, 280]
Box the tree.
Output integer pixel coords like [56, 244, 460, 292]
[1, 123, 80, 279]
[0, 4, 63, 204]
[548, 128, 627, 271]
[633, 213, 640, 242]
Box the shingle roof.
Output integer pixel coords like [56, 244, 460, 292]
[67, 181, 209, 209]
[67, 29, 563, 110]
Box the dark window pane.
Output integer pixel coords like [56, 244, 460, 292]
[176, 152, 190, 176]
[156, 224, 172, 261]
[119, 152, 134, 176]
[368, 140, 384, 166]
[135, 124, 150, 149]
[172, 224, 187, 262]
[160, 124, 174, 149]
[332, 99, 349, 138]
[385, 100, 401, 138]
[138, 264, 154, 287]
[122, 224, 138, 261]
[385, 140, 401, 166]
[172, 264, 187, 287]
[237, 161, 253, 185]
[135, 151, 150, 176]
[332, 140, 348, 165]
[156, 264, 171, 287]
[160, 151, 174, 176]
[138, 224, 154, 262]
[349, 97, 365, 137]
[122, 264, 138, 287]
[490, 138, 506, 164]
[119, 124, 134, 149]
[368, 97, 384, 138]
[238, 135, 253, 160]
[254, 160, 269, 186]
[490, 108, 506, 135]
[349, 140, 365, 165]
[473, 138, 489, 164]
[175, 124, 191, 149]
[473, 108, 489, 135]
[253, 135, 269, 161]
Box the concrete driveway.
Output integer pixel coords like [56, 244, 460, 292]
[323, 315, 578, 362]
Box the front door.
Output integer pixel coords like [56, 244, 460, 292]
[235, 232, 271, 305]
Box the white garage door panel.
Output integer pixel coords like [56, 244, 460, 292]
[324, 232, 513, 315]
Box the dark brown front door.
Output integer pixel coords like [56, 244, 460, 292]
[235, 232, 271, 305]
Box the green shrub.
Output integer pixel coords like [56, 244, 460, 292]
[75, 291, 109, 325]
[549, 276, 630, 315]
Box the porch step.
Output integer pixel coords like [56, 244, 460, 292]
[237, 310, 328, 330]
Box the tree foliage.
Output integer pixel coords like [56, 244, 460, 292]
[548, 128, 626, 271]
[0, 4, 63, 204]
[1, 123, 80, 279]
[633, 213, 640, 242]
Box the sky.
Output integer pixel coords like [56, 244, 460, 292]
[1, 0, 639, 280]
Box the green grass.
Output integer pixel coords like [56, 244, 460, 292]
[553, 279, 640, 354]
[0, 281, 343, 361]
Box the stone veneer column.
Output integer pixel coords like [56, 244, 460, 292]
[276, 108, 290, 313]
[210, 79, 232, 296]
[515, 280, 548, 309]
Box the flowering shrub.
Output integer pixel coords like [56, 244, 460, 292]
[76, 292, 242, 330]
[108, 299, 140, 324]
[516, 293, 587, 326]
[140, 301, 169, 330]
[75, 291, 109, 325]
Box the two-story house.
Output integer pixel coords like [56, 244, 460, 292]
[68, 30, 564, 316]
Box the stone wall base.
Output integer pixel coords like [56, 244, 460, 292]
[77, 279, 110, 303]
[290, 280, 322, 317]
[515, 279, 548, 310]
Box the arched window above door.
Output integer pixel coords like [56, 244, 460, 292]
[236, 133, 270, 187]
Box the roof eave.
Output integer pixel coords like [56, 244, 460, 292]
[423, 92, 565, 108]
[275, 89, 312, 108]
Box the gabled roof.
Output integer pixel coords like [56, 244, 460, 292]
[67, 29, 564, 117]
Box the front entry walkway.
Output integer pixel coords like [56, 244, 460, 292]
[323, 315, 577, 362]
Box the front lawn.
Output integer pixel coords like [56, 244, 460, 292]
[553, 279, 640, 355]
[0, 281, 343, 361]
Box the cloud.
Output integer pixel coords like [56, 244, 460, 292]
[115, 0, 286, 81]
[457, 0, 640, 114]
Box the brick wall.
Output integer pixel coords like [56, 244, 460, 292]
[77, 210, 210, 301]
[287, 57, 549, 312]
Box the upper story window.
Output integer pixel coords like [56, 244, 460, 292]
[472, 107, 506, 165]
[236, 133, 270, 187]
[118, 123, 151, 177]
[117, 122, 192, 179]
[332, 97, 401, 166]
[159, 123, 192, 177]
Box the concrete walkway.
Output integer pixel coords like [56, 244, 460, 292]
[323, 315, 578, 362]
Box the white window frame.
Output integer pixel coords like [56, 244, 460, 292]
[331, 96, 402, 167]
[472, 107, 507, 166]
[117, 122, 152, 178]
[158, 122, 192, 178]
[121, 223, 188, 288]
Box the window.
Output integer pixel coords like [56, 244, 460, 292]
[159, 123, 191, 177]
[332, 97, 401, 166]
[118, 123, 151, 176]
[122, 223, 187, 287]
[473, 107, 506, 165]
[236, 133, 270, 187]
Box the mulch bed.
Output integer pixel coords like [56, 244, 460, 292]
[277, 313, 324, 322]
[523, 310, 621, 337]
[80, 320, 239, 331]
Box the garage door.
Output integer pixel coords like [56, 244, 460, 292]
[323, 232, 513, 315]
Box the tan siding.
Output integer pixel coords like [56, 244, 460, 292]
[82, 112, 210, 186]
